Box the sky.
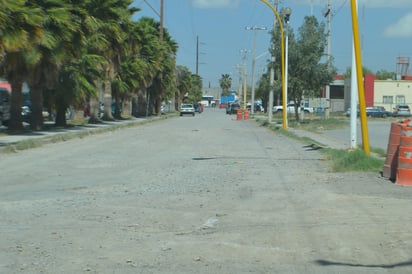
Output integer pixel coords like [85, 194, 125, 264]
[132, 0, 412, 88]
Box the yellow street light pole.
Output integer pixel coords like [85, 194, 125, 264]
[350, 0, 370, 155]
[260, 0, 287, 129]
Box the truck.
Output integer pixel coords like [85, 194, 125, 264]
[273, 102, 314, 114]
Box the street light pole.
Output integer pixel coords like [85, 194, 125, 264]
[283, 8, 292, 128]
[239, 49, 249, 106]
[259, 0, 285, 128]
[246, 26, 267, 115]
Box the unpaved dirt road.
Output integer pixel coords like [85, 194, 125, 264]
[1, 108, 412, 274]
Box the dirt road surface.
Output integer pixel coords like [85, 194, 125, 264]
[1, 108, 412, 273]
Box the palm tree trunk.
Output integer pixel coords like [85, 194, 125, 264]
[122, 98, 132, 118]
[55, 98, 67, 127]
[103, 78, 113, 120]
[88, 97, 101, 123]
[88, 81, 102, 123]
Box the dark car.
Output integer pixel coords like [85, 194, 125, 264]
[366, 107, 392, 118]
[194, 103, 203, 113]
[0, 88, 10, 126]
[226, 103, 232, 114]
[230, 102, 240, 114]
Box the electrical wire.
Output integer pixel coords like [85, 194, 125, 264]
[333, 0, 348, 17]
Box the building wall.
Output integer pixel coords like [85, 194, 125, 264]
[365, 74, 375, 107]
[374, 80, 412, 111]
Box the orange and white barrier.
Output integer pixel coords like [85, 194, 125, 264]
[396, 122, 412, 186]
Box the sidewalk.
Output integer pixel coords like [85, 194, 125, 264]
[288, 127, 350, 150]
[0, 117, 161, 152]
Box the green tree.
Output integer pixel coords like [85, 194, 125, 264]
[375, 69, 396, 80]
[131, 17, 178, 116]
[176, 65, 193, 106]
[85, 0, 139, 121]
[24, 0, 79, 130]
[219, 74, 232, 96]
[0, 1, 44, 131]
[186, 74, 202, 103]
[344, 66, 374, 78]
[271, 15, 335, 120]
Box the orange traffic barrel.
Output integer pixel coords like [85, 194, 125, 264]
[236, 109, 242, 120]
[243, 109, 249, 120]
[396, 123, 412, 186]
[383, 121, 404, 180]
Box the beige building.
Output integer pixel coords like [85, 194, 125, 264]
[373, 79, 412, 111]
[343, 75, 412, 112]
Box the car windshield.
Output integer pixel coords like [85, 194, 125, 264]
[182, 104, 193, 108]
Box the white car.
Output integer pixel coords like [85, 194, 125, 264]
[180, 104, 195, 116]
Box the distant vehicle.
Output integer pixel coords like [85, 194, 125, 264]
[200, 95, 214, 107]
[194, 103, 203, 113]
[393, 104, 411, 117]
[273, 102, 314, 114]
[226, 103, 232, 114]
[230, 102, 241, 114]
[0, 87, 10, 126]
[180, 103, 195, 116]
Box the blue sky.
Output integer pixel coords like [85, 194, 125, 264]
[133, 0, 412, 88]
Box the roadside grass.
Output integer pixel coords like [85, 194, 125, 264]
[322, 148, 384, 172]
[257, 117, 385, 173]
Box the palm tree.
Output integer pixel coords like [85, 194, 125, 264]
[54, 54, 105, 126]
[0, 1, 44, 131]
[176, 66, 193, 106]
[132, 17, 163, 116]
[84, 0, 139, 121]
[21, 0, 79, 130]
[153, 28, 178, 116]
[219, 74, 232, 96]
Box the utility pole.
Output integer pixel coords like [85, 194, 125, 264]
[245, 26, 267, 115]
[196, 36, 199, 75]
[324, 0, 331, 119]
[159, 0, 164, 41]
[240, 49, 249, 109]
[195, 36, 206, 76]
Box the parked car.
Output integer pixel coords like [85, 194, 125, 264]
[180, 103, 195, 116]
[225, 103, 232, 114]
[230, 102, 241, 114]
[393, 104, 411, 117]
[0, 87, 10, 126]
[194, 103, 203, 113]
[366, 107, 392, 118]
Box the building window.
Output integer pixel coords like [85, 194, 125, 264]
[396, 95, 406, 105]
[383, 96, 393, 104]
